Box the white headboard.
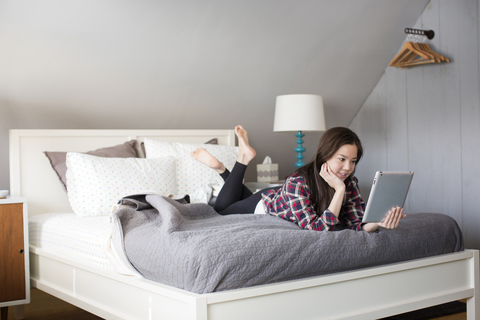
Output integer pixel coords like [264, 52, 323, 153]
[9, 129, 235, 216]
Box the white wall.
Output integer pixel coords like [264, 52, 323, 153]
[350, 0, 480, 249]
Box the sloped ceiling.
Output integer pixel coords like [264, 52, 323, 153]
[0, 0, 429, 183]
[1, 0, 429, 128]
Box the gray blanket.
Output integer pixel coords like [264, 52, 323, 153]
[111, 194, 463, 294]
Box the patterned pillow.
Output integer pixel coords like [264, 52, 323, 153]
[66, 152, 176, 216]
[144, 138, 238, 203]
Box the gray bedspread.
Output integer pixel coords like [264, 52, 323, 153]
[111, 194, 463, 294]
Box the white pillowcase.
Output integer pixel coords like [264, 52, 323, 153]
[144, 138, 238, 203]
[66, 152, 176, 216]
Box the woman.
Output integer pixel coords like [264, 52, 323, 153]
[190, 125, 404, 232]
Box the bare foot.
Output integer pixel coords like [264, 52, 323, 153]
[235, 125, 256, 165]
[190, 148, 225, 173]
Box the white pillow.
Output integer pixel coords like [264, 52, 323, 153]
[66, 152, 176, 216]
[144, 138, 238, 203]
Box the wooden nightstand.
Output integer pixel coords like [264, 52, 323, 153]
[0, 198, 29, 320]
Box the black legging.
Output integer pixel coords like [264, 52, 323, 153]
[214, 162, 279, 215]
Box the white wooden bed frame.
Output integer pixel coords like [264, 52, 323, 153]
[9, 129, 479, 320]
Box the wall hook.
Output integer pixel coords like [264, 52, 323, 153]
[404, 28, 435, 40]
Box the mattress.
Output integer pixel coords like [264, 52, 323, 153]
[29, 205, 465, 294]
[29, 213, 113, 270]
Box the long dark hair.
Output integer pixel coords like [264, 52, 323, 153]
[296, 127, 363, 215]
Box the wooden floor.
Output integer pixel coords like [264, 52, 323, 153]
[4, 289, 467, 320]
[6, 289, 102, 320]
[432, 314, 466, 320]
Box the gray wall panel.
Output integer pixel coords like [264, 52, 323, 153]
[458, 0, 480, 250]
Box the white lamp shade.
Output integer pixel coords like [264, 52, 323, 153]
[273, 94, 326, 132]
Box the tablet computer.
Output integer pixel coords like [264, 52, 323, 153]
[362, 171, 414, 223]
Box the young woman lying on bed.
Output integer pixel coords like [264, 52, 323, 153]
[191, 125, 405, 232]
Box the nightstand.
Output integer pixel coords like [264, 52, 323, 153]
[0, 198, 29, 320]
[245, 182, 283, 193]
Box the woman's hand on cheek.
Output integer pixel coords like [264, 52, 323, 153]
[319, 163, 345, 191]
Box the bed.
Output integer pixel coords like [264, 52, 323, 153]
[9, 129, 479, 320]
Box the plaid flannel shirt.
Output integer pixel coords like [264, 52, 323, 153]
[262, 173, 365, 231]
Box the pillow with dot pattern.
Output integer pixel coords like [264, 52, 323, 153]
[66, 152, 176, 216]
[144, 138, 238, 203]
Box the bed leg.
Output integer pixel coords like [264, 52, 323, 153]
[467, 250, 479, 320]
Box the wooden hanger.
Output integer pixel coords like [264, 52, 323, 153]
[417, 43, 449, 63]
[389, 42, 428, 67]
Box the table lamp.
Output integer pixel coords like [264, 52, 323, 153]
[273, 94, 326, 168]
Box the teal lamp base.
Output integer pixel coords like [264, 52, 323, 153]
[294, 130, 306, 168]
